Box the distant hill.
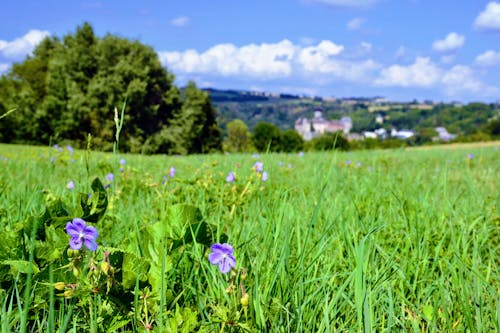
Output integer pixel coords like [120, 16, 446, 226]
[205, 88, 500, 139]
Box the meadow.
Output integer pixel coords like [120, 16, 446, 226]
[0, 142, 498, 332]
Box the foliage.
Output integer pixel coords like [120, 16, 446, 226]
[0, 22, 222, 155]
[223, 119, 255, 153]
[280, 129, 304, 152]
[305, 131, 350, 151]
[252, 121, 282, 152]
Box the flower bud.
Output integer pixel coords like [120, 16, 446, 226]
[62, 290, 73, 298]
[241, 293, 249, 307]
[101, 262, 110, 275]
[53, 282, 66, 290]
[72, 267, 81, 277]
[67, 249, 79, 257]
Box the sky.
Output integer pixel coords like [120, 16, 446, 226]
[1, 0, 500, 102]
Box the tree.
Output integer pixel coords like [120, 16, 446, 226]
[0, 22, 223, 154]
[252, 122, 282, 152]
[280, 129, 304, 152]
[223, 119, 254, 152]
[307, 132, 349, 151]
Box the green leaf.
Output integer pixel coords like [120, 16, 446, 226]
[1, 260, 40, 275]
[166, 204, 203, 240]
[121, 252, 149, 290]
[81, 177, 108, 223]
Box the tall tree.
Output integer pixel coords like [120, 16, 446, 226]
[0, 22, 222, 154]
[223, 119, 254, 152]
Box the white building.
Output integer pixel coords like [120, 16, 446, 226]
[295, 109, 352, 141]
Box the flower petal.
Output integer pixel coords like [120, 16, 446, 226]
[84, 225, 98, 240]
[66, 220, 84, 236]
[69, 236, 83, 250]
[219, 258, 233, 274]
[208, 251, 223, 265]
[84, 238, 98, 251]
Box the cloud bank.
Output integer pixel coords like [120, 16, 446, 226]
[0, 30, 50, 59]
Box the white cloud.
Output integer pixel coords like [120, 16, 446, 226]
[309, 0, 376, 8]
[160, 39, 296, 78]
[347, 17, 365, 31]
[440, 55, 455, 64]
[0, 63, 10, 74]
[0, 30, 50, 59]
[441, 65, 499, 96]
[375, 57, 499, 97]
[394, 46, 406, 60]
[375, 57, 442, 87]
[475, 50, 500, 66]
[474, 2, 500, 30]
[432, 32, 465, 52]
[170, 16, 189, 27]
[159, 39, 380, 83]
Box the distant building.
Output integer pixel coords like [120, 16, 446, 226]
[435, 127, 457, 142]
[391, 128, 415, 139]
[295, 108, 352, 141]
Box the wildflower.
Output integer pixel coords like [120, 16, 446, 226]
[66, 145, 74, 155]
[253, 161, 264, 173]
[50, 157, 56, 163]
[262, 171, 268, 182]
[208, 243, 236, 274]
[278, 161, 283, 167]
[252, 153, 260, 159]
[119, 158, 126, 165]
[119, 167, 124, 173]
[66, 181, 75, 190]
[65, 218, 98, 251]
[226, 171, 236, 183]
[346, 160, 351, 165]
[162, 175, 168, 185]
[298, 151, 304, 157]
[468, 153, 474, 159]
[106, 173, 114, 182]
[169, 166, 176, 178]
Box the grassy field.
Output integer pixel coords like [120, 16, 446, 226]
[0, 143, 498, 332]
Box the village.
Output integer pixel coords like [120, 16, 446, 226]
[294, 108, 457, 142]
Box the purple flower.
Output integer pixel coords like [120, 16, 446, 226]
[298, 151, 304, 157]
[262, 171, 268, 182]
[66, 145, 74, 155]
[106, 173, 114, 182]
[208, 243, 236, 274]
[66, 181, 75, 190]
[226, 171, 235, 183]
[119, 158, 126, 165]
[169, 166, 176, 178]
[119, 167, 124, 173]
[278, 161, 283, 167]
[162, 175, 168, 185]
[253, 161, 264, 173]
[468, 153, 474, 159]
[346, 160, 351, 165]
[65, 218, 98, 251]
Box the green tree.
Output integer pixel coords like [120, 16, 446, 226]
[307, 132, 349, 151]
[0, 22, 222, 154]
[252, 122, 282, 152]
[223, 119, 254, 152]
[280, 129, 304, 152]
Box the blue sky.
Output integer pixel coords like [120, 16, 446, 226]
[1, 0, 500, 102]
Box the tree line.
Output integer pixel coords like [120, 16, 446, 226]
[0, 23, 222, 154]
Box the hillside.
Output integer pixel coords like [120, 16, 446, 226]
[206, 88, 500, 139]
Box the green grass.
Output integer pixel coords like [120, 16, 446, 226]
[0, 143, 498, 332]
